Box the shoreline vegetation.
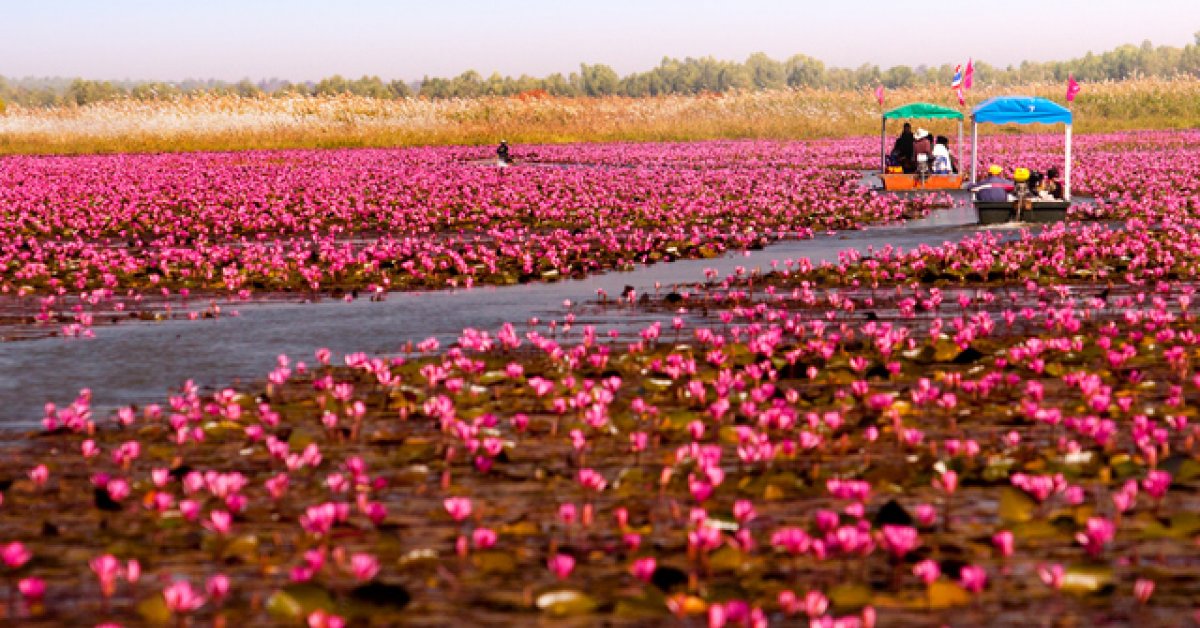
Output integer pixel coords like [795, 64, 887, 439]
[0, 79, 1197, 155]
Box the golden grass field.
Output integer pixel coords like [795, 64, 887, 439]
[1, 78, 1197, 154]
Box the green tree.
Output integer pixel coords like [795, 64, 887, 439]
[579, 63, 620, 96]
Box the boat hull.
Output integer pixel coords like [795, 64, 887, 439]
[879, 173, 963, 191]
[975, 200, 1070, 224]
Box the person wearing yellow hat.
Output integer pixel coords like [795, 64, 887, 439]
[971, 164, 1012, 202]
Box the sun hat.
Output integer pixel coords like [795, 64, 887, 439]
[914, 128, 929, 139]
[1013, 167, 1030, 182]
[988, 164, 1002, 175]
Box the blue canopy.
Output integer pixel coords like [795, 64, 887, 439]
[971, 96, 1072, 125]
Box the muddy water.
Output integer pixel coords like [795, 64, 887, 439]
[0, 204, 1008, 427]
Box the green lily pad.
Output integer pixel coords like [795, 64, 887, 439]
[828, 582, 873, 611]
[136, 595, 172, 626]
[536, 589, 599, 617]
[266, 583, 335, 621]
[708, 546, 746, 573]
[999, 487, 1037, 524]
[223, 534, 260, 563]
[1061, 564, 1114, 596]
[472, 550, 517, 574]
[927, 580, 971, 609]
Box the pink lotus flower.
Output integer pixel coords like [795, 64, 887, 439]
[992, 530, 1014, 558]
[349, 552, 380, 581]
[959, 564, 988, 594]
[1142, 470, 1171, 500]
[1076, 517, 1116, 558]
[932, 470, 958, 494]
[206, 573, 231, 601]
[18, 577, 45, 600]
[880, 525, 920, 559]
[90, 554, 121, 597]
[443, 497, 472, 522]
[630, 557, 656, 582]
[28, 464, 49, 488]
[472, 527, 498, 549]
[913, 559, 940, 585]
[1134, 577, 1155, 604]
[577, 468, 607, 492]
[162, 580, 206, 614]
[308, 609, 347, 628]
[204, 510, 233, 535]
[2, 541, 32, 569]
[547, 553, 575, 580]
[1038, 563, 1065, 590]
[804, 590, 829, 618]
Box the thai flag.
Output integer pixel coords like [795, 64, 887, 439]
[950, 64, 964, 89]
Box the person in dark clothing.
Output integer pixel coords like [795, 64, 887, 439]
[497, 140, 511, 165]
[970, 164, 1013, 202]
[889, 123, 914, 172]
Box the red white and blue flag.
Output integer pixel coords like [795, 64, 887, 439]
[950, 64, 964, 88]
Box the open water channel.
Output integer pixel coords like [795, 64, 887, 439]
[0, 202, 1019, 428]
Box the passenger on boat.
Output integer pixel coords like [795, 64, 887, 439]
[1039, 166, 1064, 199]
[931, 135, 957, 174]
[889, 123, 914, 172]
[970, 164, 1012, 202]
[911, 128, 934, 174]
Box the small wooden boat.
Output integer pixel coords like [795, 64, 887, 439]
[975, 199, 1070, 224]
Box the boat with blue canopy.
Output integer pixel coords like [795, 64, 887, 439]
[969, 96, 1075, 224]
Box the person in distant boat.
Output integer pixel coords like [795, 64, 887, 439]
[911, 128, 934, 174]
[889, 123, 914, 172]
[931, 135, 957, 174]
[970, 164, 1013, 202]
[497, 140, 511, 165]
[1039, 166, 1064, 199]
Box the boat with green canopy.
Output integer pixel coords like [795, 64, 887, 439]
[878, 102, 965, 191]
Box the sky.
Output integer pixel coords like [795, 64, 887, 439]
[1, 0, 1197, 82]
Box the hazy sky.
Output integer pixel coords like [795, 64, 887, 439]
[2, 0, 1197, 82]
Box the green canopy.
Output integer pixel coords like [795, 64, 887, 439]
[882, 102, 963, 120]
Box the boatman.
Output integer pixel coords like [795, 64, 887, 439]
[970, 164, 1012, 202]
[497, 140, 511, 165]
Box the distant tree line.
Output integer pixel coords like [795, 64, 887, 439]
[2, 35, 1199, 107]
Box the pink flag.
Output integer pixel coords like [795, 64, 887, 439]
[955, 86, 965, 107]
[875, 84, 885, 106]
[963, 59, 974, 90]
[1066, 74, 1080, 102]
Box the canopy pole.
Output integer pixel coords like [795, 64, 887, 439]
[1063, 123, 1073, 200]
[880, 118, 887, 172]
[957, 120, 963, 180]
[970, 121, 978, 184]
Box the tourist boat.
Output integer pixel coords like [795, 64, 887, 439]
[968, 96, 1076, 224]
[877, 102, 965, 191]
